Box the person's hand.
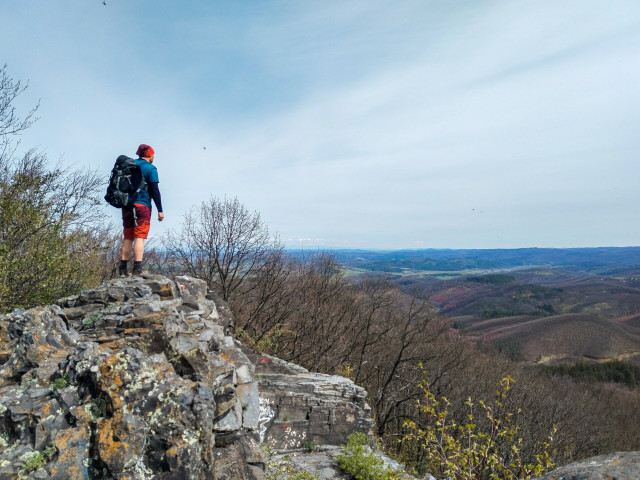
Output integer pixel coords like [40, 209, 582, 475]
[158, 212, 165, 222]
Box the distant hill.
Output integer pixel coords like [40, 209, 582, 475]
[329, 247, 640, 367]
[464, 313, 640, 364]
[430, 272, 640, 320]
[424, 271, 640, 365]
[329, 246, 640, 277]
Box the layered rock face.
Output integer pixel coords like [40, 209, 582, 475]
[0, 275, 371, 480]
[246, 350, 372, 451]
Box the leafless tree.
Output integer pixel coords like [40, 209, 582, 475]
[0, 65, 38, 134]
[0, 64, 39, 160]
[230, 248, 297, 340]
[164, 195, 284, 302]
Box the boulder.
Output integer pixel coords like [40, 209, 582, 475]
[532, 451, 640, 480]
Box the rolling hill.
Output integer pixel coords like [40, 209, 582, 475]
[424, 272, 640, 365]
[334, 248, 640, 367]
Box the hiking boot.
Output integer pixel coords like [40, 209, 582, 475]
[118, 264, 129, 277]
[132, 263, 143, 277]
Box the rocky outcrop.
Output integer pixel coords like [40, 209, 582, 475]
[532, 451, 640, 480]
[0, 275, 372, 479]
[246, 350, 372, 452]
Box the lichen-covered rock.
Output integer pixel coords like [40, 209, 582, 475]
[267, 447, 350, 480]
[250, 352, 373, 453]
[532, 451, 640, 480]
[266, 446, 415, 480]
[0, 275, 262, 480]
[214, 435, 265, 480]
[0, 307, 79, 388]
[49, 426, 91, 479]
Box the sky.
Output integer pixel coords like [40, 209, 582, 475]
[2, 1, 639, 249]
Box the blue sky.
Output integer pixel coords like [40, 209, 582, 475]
[2, 1, 640, 249]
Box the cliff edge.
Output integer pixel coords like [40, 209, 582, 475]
[0, 275, 372, 479]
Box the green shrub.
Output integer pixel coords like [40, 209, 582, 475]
[82, 313, 102, 329]
[19, 445, 57, 476]
[337, 432, 400, 480]
[403, 372, 556, 480]
[50, 376, 67, 390]
[302, 440, 317, 452]
[0, 67, 111, 312]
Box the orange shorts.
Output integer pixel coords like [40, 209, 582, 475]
[122, 204, 152, 239]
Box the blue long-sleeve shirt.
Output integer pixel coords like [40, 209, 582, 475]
[132, 158, 163, 212]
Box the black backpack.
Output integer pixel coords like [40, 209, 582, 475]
[104, 155, 147, 209]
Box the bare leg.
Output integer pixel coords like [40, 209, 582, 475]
[121, 239, 134, 260]
[133, 238, 145, 262]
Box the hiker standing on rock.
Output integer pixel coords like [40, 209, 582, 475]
[119, 144, 164, 276]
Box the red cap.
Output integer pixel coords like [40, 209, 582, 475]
[136, 144, 154, 158]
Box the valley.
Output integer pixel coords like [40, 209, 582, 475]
[334, 247, 640, 369]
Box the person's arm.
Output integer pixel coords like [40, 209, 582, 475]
[148, 182, 164, 220]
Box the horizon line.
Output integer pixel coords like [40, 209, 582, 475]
[283, 245, 640, 252]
